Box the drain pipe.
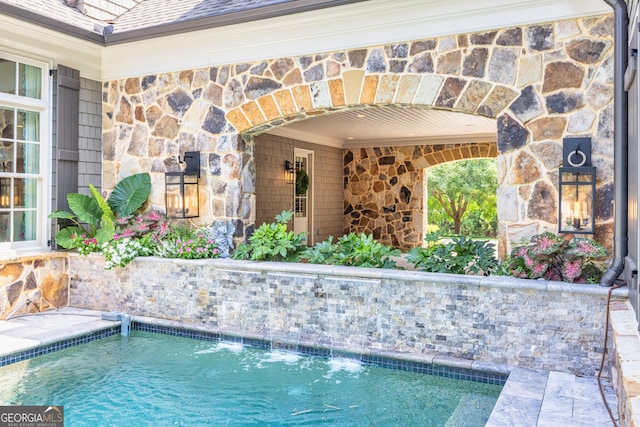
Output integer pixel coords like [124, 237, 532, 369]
[600, 0, 629, 287]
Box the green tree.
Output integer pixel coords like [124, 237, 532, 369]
[427, 159, 497, 236]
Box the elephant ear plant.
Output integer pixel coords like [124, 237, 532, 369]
[48, 173, 151, 250]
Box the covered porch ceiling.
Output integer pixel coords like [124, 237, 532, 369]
[266, 108, 497, 149]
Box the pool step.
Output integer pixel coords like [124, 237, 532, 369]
[445, 394, 498, 427]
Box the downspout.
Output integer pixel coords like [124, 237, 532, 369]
[600, 0, 629, 286]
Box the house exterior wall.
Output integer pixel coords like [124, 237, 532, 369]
[78, 78, 103, 195]
[101, 15, 615, 256]
[625, 0, 640, 327]
[254, 133, 343, 243]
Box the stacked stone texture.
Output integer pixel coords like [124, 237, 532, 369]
[69, 255, 624, 377]
[102, 15, 614, 255]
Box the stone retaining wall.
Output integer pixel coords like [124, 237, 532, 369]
[0, 253, 70, 320]
[68, 253, 626, 376]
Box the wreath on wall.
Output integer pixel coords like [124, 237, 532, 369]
[296, 170, 309, 195]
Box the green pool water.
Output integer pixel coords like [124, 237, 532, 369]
[0, 332, 501, 426]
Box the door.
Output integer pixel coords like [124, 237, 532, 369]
[293, 148, 313, 245]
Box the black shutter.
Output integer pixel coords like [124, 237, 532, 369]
[55, 65, 80, 213]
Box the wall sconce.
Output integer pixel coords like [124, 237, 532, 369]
[165, 151, 200, 219]
[285, 160, 296, 185]
[558, 138, 596, 234]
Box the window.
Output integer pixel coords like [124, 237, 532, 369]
[0, 54, 48, 252]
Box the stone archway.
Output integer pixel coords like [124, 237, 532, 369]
[103, 14, 614, 257]
[224, 15, 614, 256]
[341, 141, 497, 250]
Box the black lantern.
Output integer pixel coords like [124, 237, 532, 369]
[284, 160, 295, 184]
[165, 151, 200, 218]
[558, 138, 596, 234]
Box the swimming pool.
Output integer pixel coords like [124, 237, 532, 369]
[0, 327, 503, 426]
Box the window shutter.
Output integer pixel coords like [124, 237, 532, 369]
[55, 65, 80, 213]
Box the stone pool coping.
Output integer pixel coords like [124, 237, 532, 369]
[0, 307, 618, 426]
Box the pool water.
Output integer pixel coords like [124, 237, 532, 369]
[0, 332, 501, 426]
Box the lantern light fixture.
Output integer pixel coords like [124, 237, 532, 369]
[284, 160, 296, 185]
[558, 138, 596, 235]
[165, 151, 200, 219]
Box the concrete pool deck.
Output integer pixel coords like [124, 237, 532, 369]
[0, 307, 619, 426]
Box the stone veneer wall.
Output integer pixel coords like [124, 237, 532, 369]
[344, 142, 497, 250]
[254, 133, 343, 244]
[102, 15, 615, 256]
[610, 300, 640, 427]
[68, 254, 625, 377]
[0, 253, 69, 320]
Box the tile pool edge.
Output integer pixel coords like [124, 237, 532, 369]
[131, 314, 509, 385]
[0, 325, 121, 367]
[1, 312, 509, 386]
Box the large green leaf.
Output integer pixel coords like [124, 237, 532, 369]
[107, 173, 151, 216]
[94, 224, 115, 245]
[54, 226, 86, 249]
[67, 193, 102, 226]
[48, 210, 76, 220]
[90, 184, 115, 229]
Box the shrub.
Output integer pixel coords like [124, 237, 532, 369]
[497, 232, 607, 283]
[406, 231, 497, 275]
[49, 173, 151, 249]
[232, 211, 306, 262]
[301, 233, 401, 269]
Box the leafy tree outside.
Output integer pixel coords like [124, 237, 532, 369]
[427, 159, 497, 237]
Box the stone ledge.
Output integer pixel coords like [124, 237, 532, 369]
[71, 253, 628, 298]
[0, 251, 69, 263]
[610, 301, 640, 427]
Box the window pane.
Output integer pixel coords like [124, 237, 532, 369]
[18, 63, 41, 99]
[13, 210, 36, 241]
[14, 178, 37, 208]
[0, 212, 9, 242]
[0, 107, 13, 139]
[17, 110, 39, 142]
[17, 143, 39, 174]
[0, 142, 14, 173]
[0, 178, 9, 208]
[0, 59, 16, 95]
